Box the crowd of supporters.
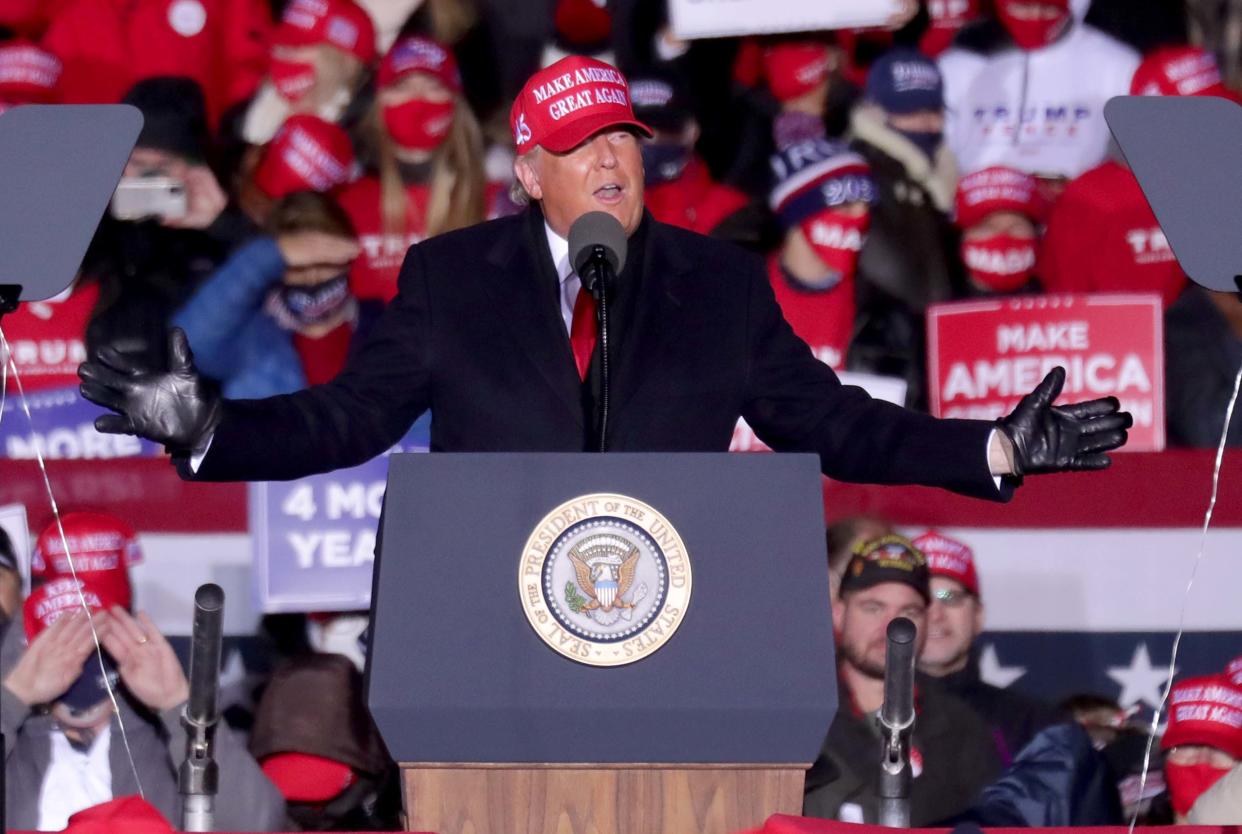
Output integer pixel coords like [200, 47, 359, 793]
[1, 0, 1242, 830]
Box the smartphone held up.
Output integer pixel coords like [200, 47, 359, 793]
[110, 176, 188, 221]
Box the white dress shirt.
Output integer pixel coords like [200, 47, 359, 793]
[38, 724, 113, 831]
[544, 222, 579, 335]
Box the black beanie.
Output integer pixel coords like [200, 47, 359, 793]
[121, 76, 209, 162]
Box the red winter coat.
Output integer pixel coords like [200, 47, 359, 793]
[644, 157, 750, 237]
[41, 0, 271, 126]
[1040, 159, 1187, 307]
[767, 254, 853, 371]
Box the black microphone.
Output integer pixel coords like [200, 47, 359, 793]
[569, 211, 627, 295]
[180, 583, 225, 832]
[878, 616, 917, 828]
[567, 212, 627, 453]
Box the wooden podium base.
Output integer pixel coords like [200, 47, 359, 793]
[401, 763, 807, 834]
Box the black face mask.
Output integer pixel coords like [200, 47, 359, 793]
[893, 126, 942, 161]
[272, 273, 351, 327]
[641, 142, 692, 185]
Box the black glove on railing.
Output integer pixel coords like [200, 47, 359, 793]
[999, 366, 1133, 478]
[79, 328, 222, 454]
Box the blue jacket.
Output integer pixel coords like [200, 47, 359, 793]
[172, 236, 307, 399]
[964, 722, 1123, 826]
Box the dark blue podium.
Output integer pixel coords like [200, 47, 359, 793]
[368, 453, 837, 834]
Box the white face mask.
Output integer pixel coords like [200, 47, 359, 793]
[306, 613, 370, 671]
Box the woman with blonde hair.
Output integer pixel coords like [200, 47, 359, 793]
[337, 34, 494, 302]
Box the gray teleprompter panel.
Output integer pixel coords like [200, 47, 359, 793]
[0, 105, 141, 301]
[368, 452, 837, 764]
[1106, 95, 1242, 292]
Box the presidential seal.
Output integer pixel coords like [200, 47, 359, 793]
[519, 493, 692, 667]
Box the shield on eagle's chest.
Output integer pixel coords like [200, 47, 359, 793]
[595, 577, 618, 610]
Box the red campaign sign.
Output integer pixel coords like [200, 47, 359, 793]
[927, 293, 1165, 452]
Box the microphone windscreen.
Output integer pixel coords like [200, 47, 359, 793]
[569, 211, 627, 276]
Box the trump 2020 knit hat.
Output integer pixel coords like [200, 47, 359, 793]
[769, 138, 876, 229]
[510, 55, 651, 154]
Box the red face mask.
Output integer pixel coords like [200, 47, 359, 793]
[1165, 762, 1232, 816]
[270, 58, 317, 103]
[996, 1, 1071, 50]
[962, 233, 1037, 292]
[383, 99, 455, 152]
[799, 211, 869, 286]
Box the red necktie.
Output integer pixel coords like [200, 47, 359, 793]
[570, 285, 597, 381]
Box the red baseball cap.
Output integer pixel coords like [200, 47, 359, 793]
[763, 41, 832, 104]
[912, 530, 979, 596]
[262, 752, 357, 802]
[955, 166, 1046, 229]
[253, 115, 355, 199]
[377, 35, 460, 93]
[32, 512, 140, 609]
[64, 797, 174, 834]
[274, 0, 376, 66]
[1131, 46, 1231, 99]
[1162, 675, 1242, 760]
[0, 40, 60, 104]
[509, 55, 651, 154]
[24, 576, 120, 639]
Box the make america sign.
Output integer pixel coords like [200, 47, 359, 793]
[927, 294, 1164, 452]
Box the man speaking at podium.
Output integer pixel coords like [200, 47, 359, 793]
[79, 56, 1129, 494]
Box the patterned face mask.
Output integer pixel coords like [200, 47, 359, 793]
[271, 273, 352, 328]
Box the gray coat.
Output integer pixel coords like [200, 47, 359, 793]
[1, 620, 285, 831]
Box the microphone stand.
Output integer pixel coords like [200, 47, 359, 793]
[581, 245, 614, 453]
[180, 584, 225, 832]
[877, 617, 917, 828]
[0, 282, 15, 834]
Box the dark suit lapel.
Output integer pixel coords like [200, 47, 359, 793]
[483, 210, 584, 426]
[610, 219, 688, 416]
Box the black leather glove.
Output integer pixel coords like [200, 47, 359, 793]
[998, 366, 1133, 478]
[78, 328, 222, 454]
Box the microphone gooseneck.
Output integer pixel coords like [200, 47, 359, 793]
[568, 213, 626, 453]
[877, 616, 917, 829]
[180, 583, 225, 832]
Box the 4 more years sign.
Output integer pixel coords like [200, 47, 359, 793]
[927, 294, 1164, 451]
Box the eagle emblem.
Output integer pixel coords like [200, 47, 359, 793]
[567, 535, 640, 612]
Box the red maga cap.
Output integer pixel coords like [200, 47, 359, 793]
[955, 166, 1046, 229]
[1131, 46, 1230, 99]
[912, 530, 979, 596]
[274, 0, 376, 66]
[32, 512, 139, 609]
[1162, 675, 1242, 760]
[0, 41, 60, 103]
[509, 55, 651, 154]
[377, 35, 460, 92]
[254, 115, 355, 199]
